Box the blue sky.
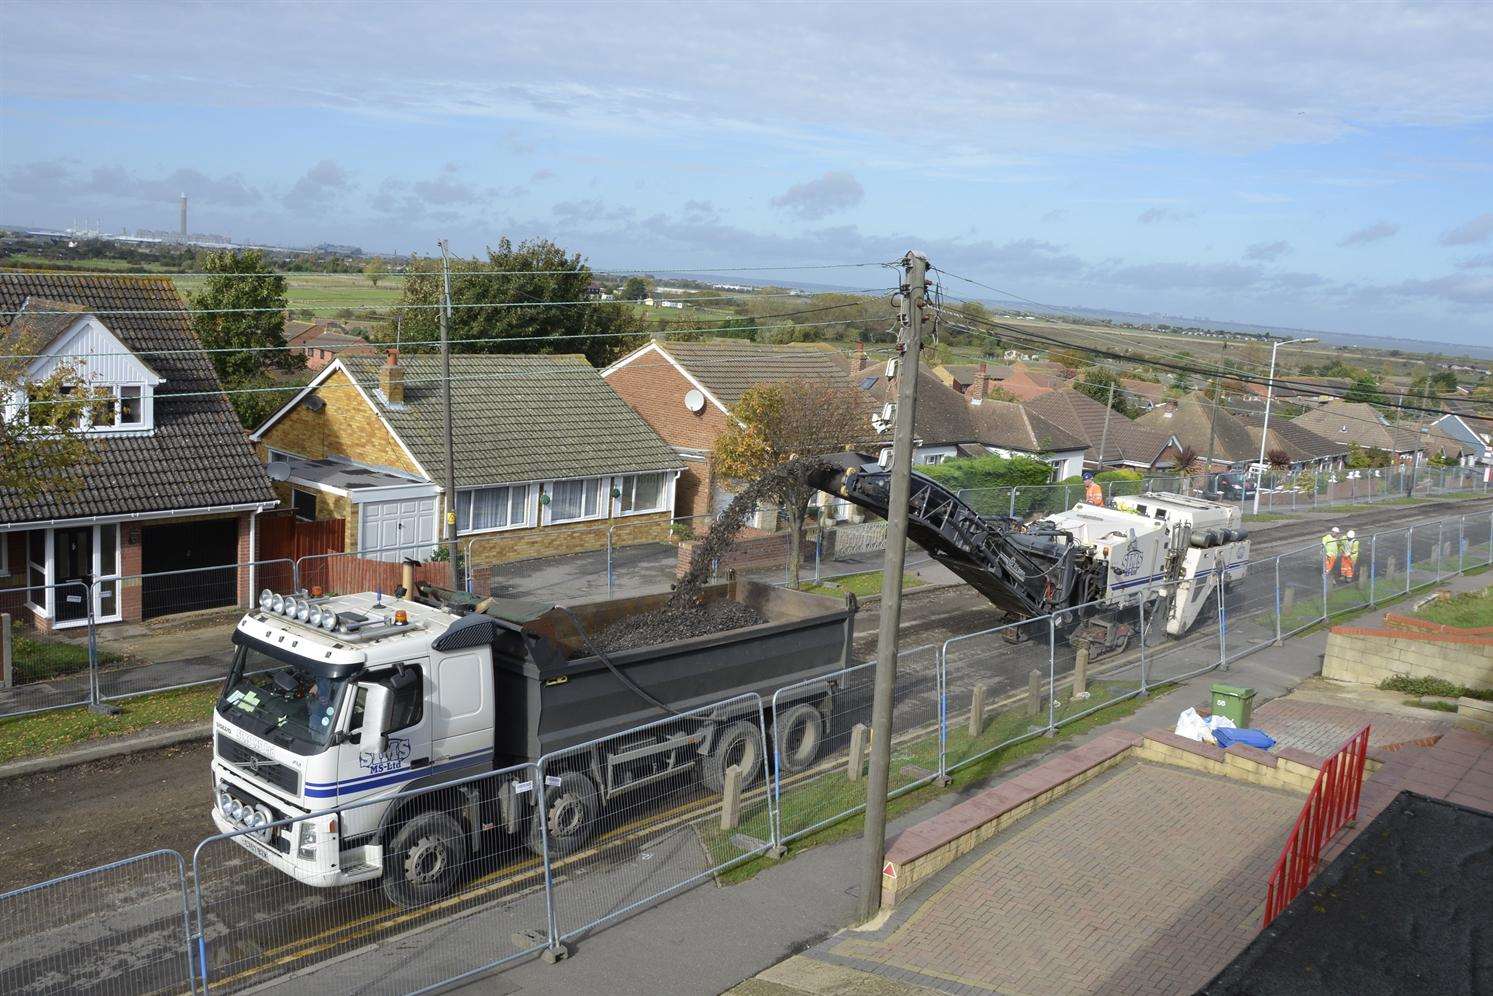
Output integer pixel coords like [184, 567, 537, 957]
[2, 1, 1490, 345]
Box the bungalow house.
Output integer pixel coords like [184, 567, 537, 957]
[602, 340, 1086, 519]
[250, 351, 682, 571]
[302, 329, 378, 371]
[1291, 400, 1424, 462]
[1429, 413, 1492, 466]
[0, 274, 277, 629]
[1026, 389, 1180, 470]
[1137, 394, 1347, 472]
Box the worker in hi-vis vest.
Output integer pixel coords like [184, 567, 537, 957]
[1340, 530, 1360, 583]
[1322, 526, 1341, 576]
[1084, 471, 1104, 507]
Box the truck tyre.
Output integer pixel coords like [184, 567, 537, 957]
[701, 720, 763, 793]
[383, 811, 468, 908]
[528, 771, 599, 859]
[775, 703, 826, 773]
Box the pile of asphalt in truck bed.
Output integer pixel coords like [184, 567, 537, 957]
[592, 599, 766, 653]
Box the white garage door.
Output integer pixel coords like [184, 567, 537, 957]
[359, 496, 437, 562]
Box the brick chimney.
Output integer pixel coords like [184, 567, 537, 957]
[975, 360, 988, 401]
[379, 349, 405, 404]
[855, 340, 867, 372]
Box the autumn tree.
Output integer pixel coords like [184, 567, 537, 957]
[363, 257, 388, 288]
[1, 361, 98, 501]
[713, 379, 868, 585]
[190, 250, 300, 428]
[1073, 366, 1134, 417]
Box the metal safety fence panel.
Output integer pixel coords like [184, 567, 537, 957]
[1408, 522, 1440, 591]
[769, 645, 942, 846]
[1012, 482, 1085, 519]
[539, 693, 774, 943]
[957, 486, 1015, 518]
[193, 762, 548, 994]
[1464, 513, 1493, 571]
[939, 617, 1054, 776]
[0, 581, 96, 718]
[1138, 578, 1224, 686]
[1223, 557, 1281, 666]
[1051, 598, 1145, 729]
[1369, 528, 1409, 605]
[295, 547, 456, 600]
[1277, 544, 1327, 640]
[93, 560, 295, 705]
[0, 849, 195, 995]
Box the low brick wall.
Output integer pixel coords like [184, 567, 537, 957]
[1323, 625, 1493, 690]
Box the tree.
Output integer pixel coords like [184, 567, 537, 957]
[363, 258, 388, 288]
[394, 237, 646, 367]
[191, 250, 297, 383]
[1, 361, 98, 501]
[620, 276, 649, 301]
[1073, 366, 1134, 417]
[1346, 443, 1391, 469]
[1175, 445, 1201, 475]
[712, 379, 867, 585]
[1267, 448, 1291, 470]
[1344, 374, 1384, 405]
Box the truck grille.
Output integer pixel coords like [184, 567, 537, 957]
[217, 734, 300, 795]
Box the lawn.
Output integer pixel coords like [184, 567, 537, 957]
[170, 272, 404, 315]
[699, 678, 1152, 884]
[0, 684, 218, 764]
[800, 569, 924, 599]
[9, 621, 123, 682]
[1411, 586, 1493, 629]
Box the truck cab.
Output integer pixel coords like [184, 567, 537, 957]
[211, 591, 494, 900]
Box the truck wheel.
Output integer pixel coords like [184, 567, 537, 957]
[528, 771, 598, 859]
[382, 811, 468, 908]
[701, 720, 763, 793]
[775, 704, 825, 773]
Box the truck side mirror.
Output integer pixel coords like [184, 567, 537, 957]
[362, 683, 393, 757]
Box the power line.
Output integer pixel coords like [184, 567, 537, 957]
[0, 261, 890, 280]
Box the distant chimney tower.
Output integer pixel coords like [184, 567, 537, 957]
[179, 193, 188, 240]
[379, 349, 405, 405]
[975, 361, 988, 401]
[855, 340, 867, 372]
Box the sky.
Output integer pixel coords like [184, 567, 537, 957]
[1, 1, 1491, 345]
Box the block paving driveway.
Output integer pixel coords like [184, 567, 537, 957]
[811, 761, 1302, 995]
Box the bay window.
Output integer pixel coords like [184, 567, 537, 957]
[616, 472, 668, 514]
[546, 478, 605, 524]
[457, 484, 532, 533]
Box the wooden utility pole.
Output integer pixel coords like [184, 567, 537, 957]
[1097, 377, 1116, 470]
[859, 250, 927, 920]
[438, 241, 459, 564]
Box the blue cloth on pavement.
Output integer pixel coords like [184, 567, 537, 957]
[1212, 727, 1277, 750]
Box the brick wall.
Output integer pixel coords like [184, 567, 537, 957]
[605, 348, 728, 518]
[120, 522, 143, 622]
[463, 510, 673, 568]
[257, 368, 422, 477]
[1324, 625, 1493, 690]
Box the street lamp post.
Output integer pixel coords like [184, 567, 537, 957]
[1253, 336, 1316, 515]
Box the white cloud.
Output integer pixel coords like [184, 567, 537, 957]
[1338, 221, 1398, 247]
[771, 172, 865, 220]
[1244, 240, 1292, 262]
[1439, 212, 1493, 246]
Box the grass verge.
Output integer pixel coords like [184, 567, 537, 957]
[701, 679, 1159, 886]
[0, 685, 217, 765]
[1379, 674, 1493, 702]
[9, 621, 123, 681]
[801, 570, 924, 599]
[1410, 585, 1493, 628]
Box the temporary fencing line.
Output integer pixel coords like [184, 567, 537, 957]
[7, 261, 890, 279]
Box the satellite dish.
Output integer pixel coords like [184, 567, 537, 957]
[266, 461, 292, 482]
[684, 389, 706, 413]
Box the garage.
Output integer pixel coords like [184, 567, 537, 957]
[140, 518, 239, 619]
[358, 496, 437, 562]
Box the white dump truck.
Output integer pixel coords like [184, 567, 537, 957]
[211, 579, 855, 905]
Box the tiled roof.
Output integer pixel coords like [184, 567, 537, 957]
[1291, 400, 1423, 453]
[1137, 395, 1259, 464]
[0, 274, 276, 524]
[1233, 410, 1349, 462]
[0, 298, 89, 358]
[306, 330, 369, 349]
[659, 340, 848, 407]
[1027, 389, 1174, 465]
[339, 353, 683, 487]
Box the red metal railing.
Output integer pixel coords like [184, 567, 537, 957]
[1263, 724, 1371, 927]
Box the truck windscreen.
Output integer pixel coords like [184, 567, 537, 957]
[217, 644, 350, 755]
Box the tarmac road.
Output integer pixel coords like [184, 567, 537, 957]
[1, 496, 1487, 994]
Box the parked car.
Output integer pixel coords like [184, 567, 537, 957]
[1199, 472, 1257, 501]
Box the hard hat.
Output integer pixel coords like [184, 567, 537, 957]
[1330, 526, 1341, 535]
[1347, 530, 1356, 539]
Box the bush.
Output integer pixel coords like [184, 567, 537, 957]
[1377, 673, 1493, 701]
[920, 453, 1054, 491]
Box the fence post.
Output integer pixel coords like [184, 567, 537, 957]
[0, 611, 10, 689]
[1072, 646, 1089, 699]
[814, 528, 823, 583]
[1369, 534, 1377, 606]
[1459, 518, 1466, 575]
[1274, 557, 1284, 645]
[1027, 667, 1043, 718]
[968, 683, 987, 737]
[1435, 521, 1443, 580]
[1321, 552, 1329, 624]
[847, 723, 868, 782]
[720, 764, 744, 831]
[936, 644, 949, 785]
[1404, 529, 1412, 594]
[533, 766, 569, 964]
[1045, 617, 1057, 735]
[292, 555, 302, 592]
[1009, 487, 1016, 518]
[606, 525, 615, 598]
[1138, 598, 1149, 693]
[1217, 567, 1228, 669]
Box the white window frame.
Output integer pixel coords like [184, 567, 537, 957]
[457, 483, 535, 535]
[613, 471, 670, 516]
[27, 524, 122, 626]
[543, 477, 608, 525]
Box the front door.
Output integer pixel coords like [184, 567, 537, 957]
[359, 497, 437, 563]
[54, 527, 92, 623]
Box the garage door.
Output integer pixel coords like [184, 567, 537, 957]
[359, 496, 437, 562]
[140, 519, 239, 619]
